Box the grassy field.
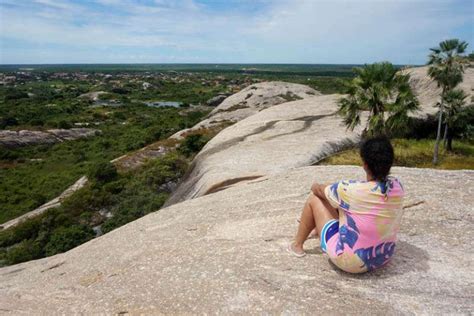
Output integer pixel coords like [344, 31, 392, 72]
[318, 139, 474, 170]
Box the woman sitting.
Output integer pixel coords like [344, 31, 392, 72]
[288, 136, 405, 273]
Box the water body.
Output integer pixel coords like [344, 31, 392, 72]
[144, 101, 182, 108]
[91, 100, 123, 108]
[91, 100, 182, 108]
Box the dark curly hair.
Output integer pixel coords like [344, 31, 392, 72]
[359, 136, 394, 181]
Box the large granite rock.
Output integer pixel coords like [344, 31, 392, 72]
[0, 128, 100, 148]
[165, 94, 364, 206]
[171, 81, 320, 139]
[0, 166, 472, 314]
[402, 64, 474, 116]
[0, 130, 57, 147]
[166, 65, 474, 205]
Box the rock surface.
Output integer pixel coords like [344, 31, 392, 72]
[166, 65, 474, 205]
[111, 141, 177, 171]
[403, 64, 474, 116]
[0, 128, 100, 148]
[0, 166, 472, 314]
[166, 94, 364, 206]
[171, 81, 320, 139]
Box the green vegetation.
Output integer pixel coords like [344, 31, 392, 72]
[178, 133, 211, 157]
[337, 62, 419, 136]
[0, 152, 188, 266]
[319, 139, 474, 170]
[428, 38, 469, 164]
[0, 103, 206, 223]
[0, 63, 359, 76]
[440, 90, 472, 151]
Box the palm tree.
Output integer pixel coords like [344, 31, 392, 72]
[440, 89, 468, 151]
[337, 62, 419, 136]
[427, 39, 468, 164]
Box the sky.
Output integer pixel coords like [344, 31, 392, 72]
[0, 0, 472, 65]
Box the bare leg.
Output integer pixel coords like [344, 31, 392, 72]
[291, 192, 338, 255]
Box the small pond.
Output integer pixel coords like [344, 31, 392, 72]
[144, 101, 182, 108]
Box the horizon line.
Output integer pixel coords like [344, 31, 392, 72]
[0, 62, 422, 66]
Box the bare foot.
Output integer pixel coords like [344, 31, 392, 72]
[287, 242, 306, 257]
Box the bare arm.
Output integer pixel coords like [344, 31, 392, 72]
[311, 182, 339, 214]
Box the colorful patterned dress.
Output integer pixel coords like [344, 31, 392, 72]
[324, 177, 405, 273]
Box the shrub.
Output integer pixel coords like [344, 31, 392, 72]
[29, 118, 44, 126]
[5, 239, 42, 265]
[111, 87, 130, 95]
[0, 149, 19, 160]
[58, 120, 72, 129]
[88, 161, 118, 184]
[0, 216, 42, 247]
[178, 133, 210, 157]
[0, 116, 19, 128]
[44, 225, 94, 256]
[146, 127, 164, 142]
[4, 88, 28, 101]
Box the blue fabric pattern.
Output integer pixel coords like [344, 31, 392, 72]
[336, 214, 360, 253]
[354, 242, 396, 271]
[330, 182, 339, 200]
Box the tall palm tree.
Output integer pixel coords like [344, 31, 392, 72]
[440, 89, 468, 151]
[338, 62, 419, 136]
[427, 39, 468, 164]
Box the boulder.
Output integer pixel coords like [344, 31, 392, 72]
[167, 65, 474, 205]
[0, 130, 57, 147]
[47, 128, 101, 141]
[0, 166, 472, 314]
[165, 94, 364, 206]
[402, 64, 474, 116]
[170, 81, 320, 139]
[0, 128, 101, 148]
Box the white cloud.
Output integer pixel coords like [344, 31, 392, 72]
[0, 0, 472, 63]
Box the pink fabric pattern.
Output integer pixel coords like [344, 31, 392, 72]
[324, 177, 405, 273]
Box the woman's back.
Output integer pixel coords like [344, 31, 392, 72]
[325, 177, 405, 273]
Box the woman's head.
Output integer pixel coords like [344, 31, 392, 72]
[360, 136, 394, 181]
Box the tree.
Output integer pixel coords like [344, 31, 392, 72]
[439, 89, 467, 151]
[427, 39, 468, 164]
[337, 62, 419, 136]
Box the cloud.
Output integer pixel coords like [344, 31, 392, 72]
[0, 0, 472, 64]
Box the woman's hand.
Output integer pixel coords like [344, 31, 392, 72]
[311, 182, 328, 200]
